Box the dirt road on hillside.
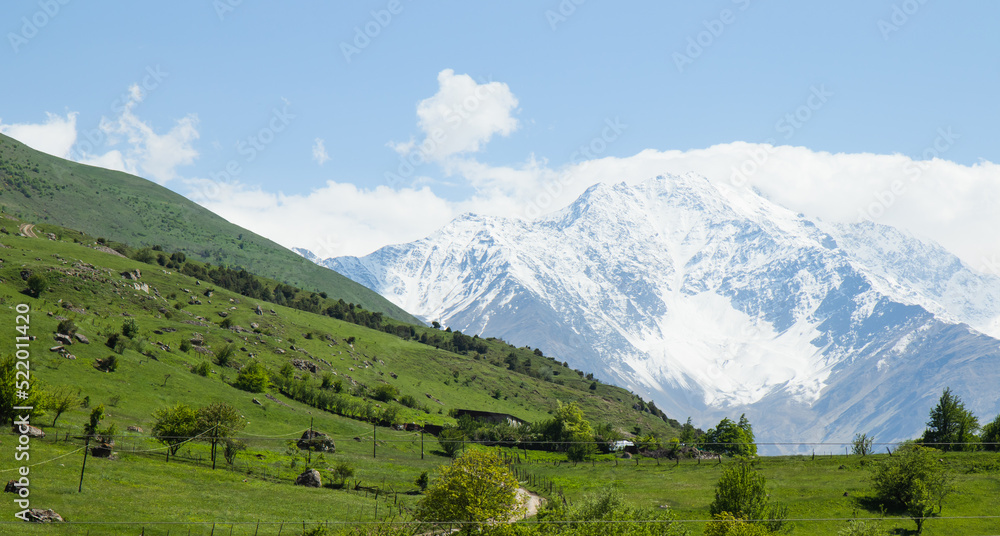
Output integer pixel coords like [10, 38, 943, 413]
[18, 223, 37, 238]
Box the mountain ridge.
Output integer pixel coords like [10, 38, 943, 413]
[310, 173, 1000, 451]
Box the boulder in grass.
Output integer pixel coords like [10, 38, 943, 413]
[12, 425, 45, 438]
[295, 469, 322, 488]
[23, 509, 64, 523]
[297, 430, 336, 453]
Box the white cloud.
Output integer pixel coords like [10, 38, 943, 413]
[391, 69, 519, 162]
[187, 178, 455, 259]
[445, 142, 1000, 271]
[88, 84, 199, 184]
[183, 140, 1000, 271]
[0, 112, 78, 158]
[312, 138, 330, 165]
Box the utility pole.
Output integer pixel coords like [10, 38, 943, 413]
[78, 436, 90, 492]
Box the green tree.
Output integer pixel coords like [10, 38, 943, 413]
[121, 317, 139, 339]
[196, 402, 247, 469]
[438, 426, 465, 458]
[709, 458, 787, 533]
[415, 471, 429, 491]
[25, 273, 48, 297]
[921, 388, 979, 451]
[151, 403, 199, 462]
[702, 415, 757, 457]
[852, 433, 875, 456]
[553, 401, 597, 462]
[679, 416, 697, 444]
[234, 359, 271, 393]
[415, 449, 521, 534]
[868, 443, 952, 534]
[981, 413, 1000, 452]
[0, 356, 44, 425]
[45, 385, 82, 427]
[332, 461, 355, 488]
[84, 404, 115, 441]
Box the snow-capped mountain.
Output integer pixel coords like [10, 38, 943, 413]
[305, 173, 1000, 450]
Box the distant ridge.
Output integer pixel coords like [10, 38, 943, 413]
[318, 173, 1000, 450]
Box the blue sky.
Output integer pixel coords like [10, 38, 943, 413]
[2, 1, 999, 265]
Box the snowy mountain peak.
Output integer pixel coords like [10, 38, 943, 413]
[310, 173, 1000, 451]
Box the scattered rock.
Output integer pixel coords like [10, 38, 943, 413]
[127, 426, 143, 433]
[250, 322, 259, 330]
[12, 425, 45, 438]
[54, 333, 73, 345]
[217, 311, 228, 318]
[74, 333, 90, 344]
[389, 372, 398, 379]
[4, 480, 18, 493]
[120, 269, 141, 280]
[252, 398, 262, 405]
[22, 509, 64, 523]
[295, 469, 322, 488]
[297, 430, 336, 453]
[291, 359, 318, 373]
[254, 304, 263, 316]
[264, 393, 292, 408]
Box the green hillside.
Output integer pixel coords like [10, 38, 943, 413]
[0, 133, 420, 324]
[2, 218, 999, 536]
[0, 217, 685, 532]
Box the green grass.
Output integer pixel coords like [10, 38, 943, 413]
[3, 217, 996, 536]
[513, 451, 1000, 536]
[0, 220, 680, 534]
[0, 132, 420, 324]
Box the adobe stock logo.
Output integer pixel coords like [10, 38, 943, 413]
[340, 0, 407, 63]
[7, 0, 72, 53]
[672, 0, 753, 73]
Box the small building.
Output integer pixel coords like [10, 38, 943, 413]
[609, 440, 636, 452]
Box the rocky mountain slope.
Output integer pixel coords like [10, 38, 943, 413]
[307, 173, 1000, 450]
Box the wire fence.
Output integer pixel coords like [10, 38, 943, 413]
[3, 430, 999, 535]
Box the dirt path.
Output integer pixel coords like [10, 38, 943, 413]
[18, 223, 37, 238]
[514, 487, 544, 520]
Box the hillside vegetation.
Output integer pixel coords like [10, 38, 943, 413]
[0, 133, 419, 324]
[0, 217, 693, 533]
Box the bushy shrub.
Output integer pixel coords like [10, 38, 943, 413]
[193, 361, 211, 377]
[372, 383, 399, 402]
[234, 359, 270, 393]
[121, 318, 139, 339]
[331, 461, 354, 488]
[56, 319, 77, 335]
[215, 343, 236, 367]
